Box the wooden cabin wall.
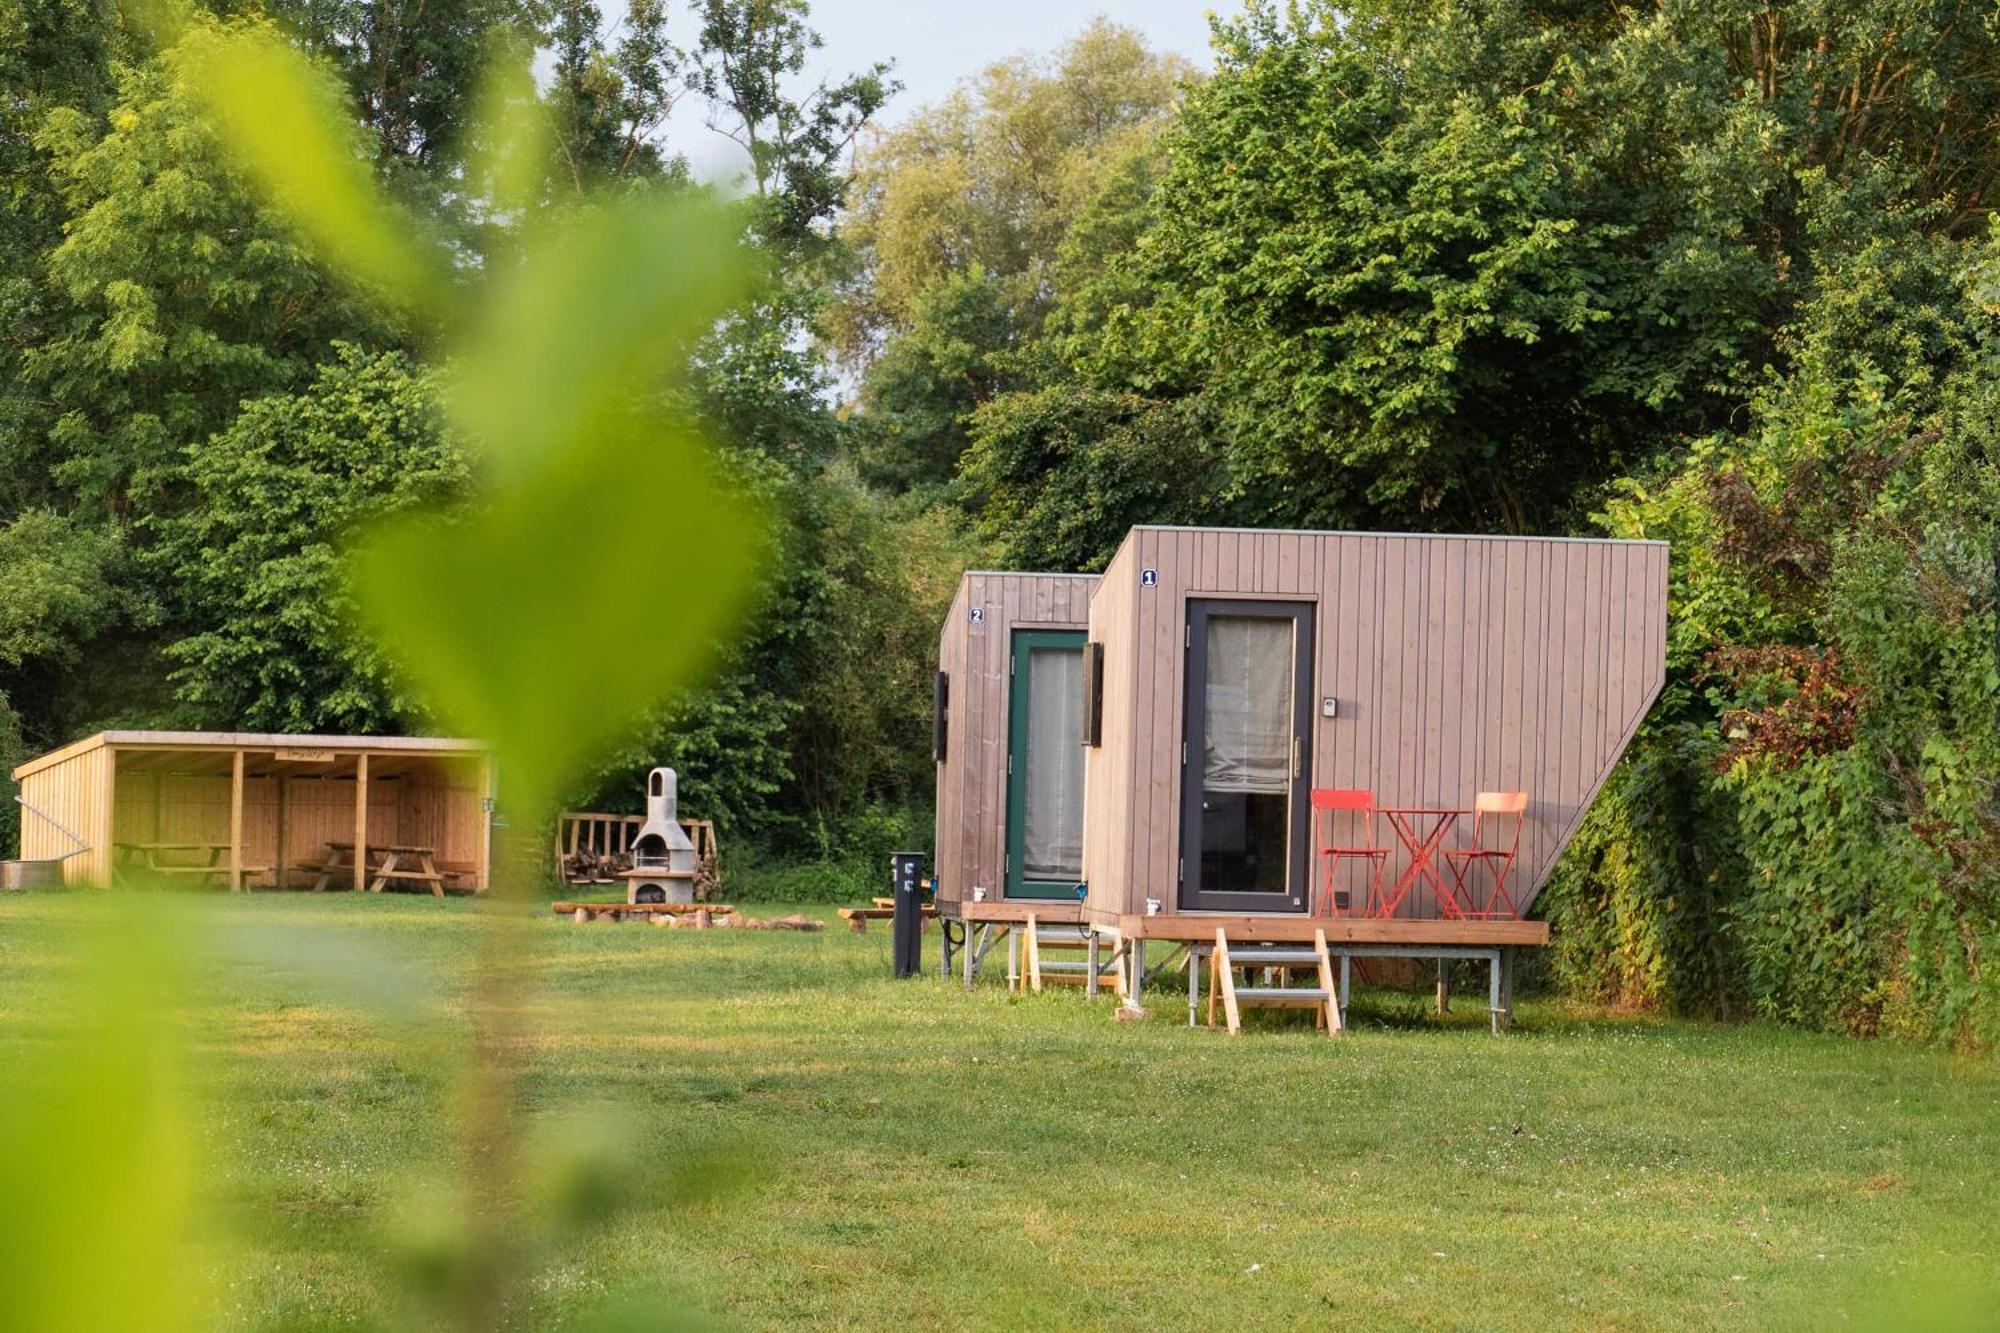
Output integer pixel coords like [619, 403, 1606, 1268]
[1107, 529, 1668, 919]
[933, 572, 1097, 907]
[396, 764, 484, 868]
[16, 745, 112, 885]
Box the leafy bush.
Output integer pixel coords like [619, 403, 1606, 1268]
[726, 801, 931, 903]
[147, 345, 465, 733]
[1540, 725, 1749, 1015]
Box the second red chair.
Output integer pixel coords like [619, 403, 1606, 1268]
[1311, 788, 1390, 917]
[1443, 790, 1528, 920]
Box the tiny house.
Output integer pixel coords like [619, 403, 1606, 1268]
[11, 731, 495, 890]
[934, 526, 1669, 1012]
[932, 572, 1099, 916]
[1081, 527, 1667, 933]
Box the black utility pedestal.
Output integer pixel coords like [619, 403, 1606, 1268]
[890, 851, 926, 979]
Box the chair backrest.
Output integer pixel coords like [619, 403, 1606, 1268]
[1311, 788, 1375, 813]
[1470, 790, 1528, 851]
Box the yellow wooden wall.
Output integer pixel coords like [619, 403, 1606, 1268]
[16, 745, 111, 885]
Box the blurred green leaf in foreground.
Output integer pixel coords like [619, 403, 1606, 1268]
[195, 21, 763, 829]
[0, 904, 202, 1332]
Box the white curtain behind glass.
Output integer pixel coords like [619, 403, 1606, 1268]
[1023, 647, 1084, 877]
[1204, 616, 1292, 795]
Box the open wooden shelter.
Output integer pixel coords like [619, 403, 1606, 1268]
[12, 731, 495, 891]
[933, 526, 1669, 1029]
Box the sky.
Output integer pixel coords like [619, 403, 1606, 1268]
[666, 1, 1225, 180]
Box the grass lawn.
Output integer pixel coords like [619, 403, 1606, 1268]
[1, 893, 1995, 1330]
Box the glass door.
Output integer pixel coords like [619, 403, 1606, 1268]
[1005, 629, 1088, 899]
[1179, 600, 1314, 912]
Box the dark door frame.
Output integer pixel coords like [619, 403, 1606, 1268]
[1178, 598, 1316, 913]
[1005, 628, 1089, 900]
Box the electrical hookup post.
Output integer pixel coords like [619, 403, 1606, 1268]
[890, 851, 926, 978]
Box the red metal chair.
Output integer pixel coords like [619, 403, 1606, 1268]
[1443, 791, 1528, 920]
[1311, 789, 1389, 917]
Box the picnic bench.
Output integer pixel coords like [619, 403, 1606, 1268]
[115, 842, 269, 888]
[309, 842, 449, 896]
[837, 896, 939, 932]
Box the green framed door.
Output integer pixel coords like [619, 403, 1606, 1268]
[1005, 629, 1088, 899]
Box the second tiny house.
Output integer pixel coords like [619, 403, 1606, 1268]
[932, 571, 1099, 920]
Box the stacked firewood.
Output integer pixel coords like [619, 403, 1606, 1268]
[560, 846, 633, 883]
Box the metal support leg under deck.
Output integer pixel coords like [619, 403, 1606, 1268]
[939, 920, 960, 981]
[1488, 948, 1503, 1035]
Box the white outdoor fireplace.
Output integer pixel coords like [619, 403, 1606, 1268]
[621, 767, 698, 904]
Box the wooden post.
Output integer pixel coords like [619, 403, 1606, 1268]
[275, 774, 290, 892]
[353, 752, 369, 892]
[99, 748, 118, 889]
[228, 748, 245, 893]
[476, 756, 493, 892]
[1026, 914, 1042, 992]
[1435, 958, 1451, 1015]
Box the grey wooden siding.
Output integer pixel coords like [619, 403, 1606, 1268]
[932, 572, 1097, 909]
[1081, 528, 1668, 921]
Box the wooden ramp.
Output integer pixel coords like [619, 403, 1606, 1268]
[1207, 928, 1341, 1036]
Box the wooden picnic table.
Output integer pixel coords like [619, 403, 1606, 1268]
[315, 841, 447, 896]
[115, 841, 255, 886]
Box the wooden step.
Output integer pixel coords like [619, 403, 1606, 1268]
[1233, 987, 1331, 1007]
[1208, 927, 1343, 1037]
[1022, 914, 1124, 1000]
[1226, 947, 1322, 967]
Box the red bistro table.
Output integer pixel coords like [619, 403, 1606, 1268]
[1376, 807, 1467, 919]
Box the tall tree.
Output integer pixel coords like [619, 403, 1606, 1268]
[830, 19, 1192, 491]
[268, 0, 537, 182]
[18, 24, 392, 518]
[690, 0, 896, 244]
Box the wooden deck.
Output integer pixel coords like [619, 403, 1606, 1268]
[1114, 914, 1548, 947]
[943, 899, 1089, 925]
